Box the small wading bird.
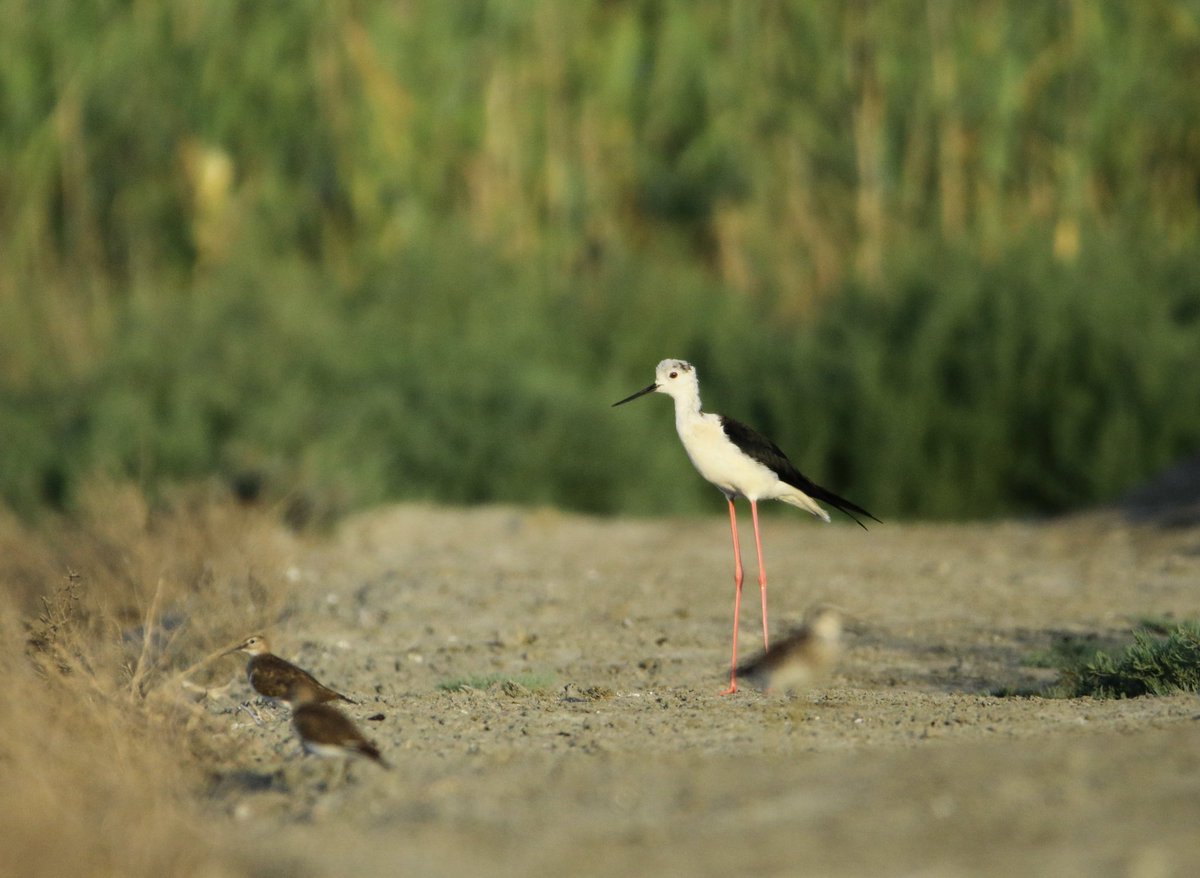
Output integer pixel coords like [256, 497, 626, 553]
[286, 678, 390, 770]
[736, 606, 843, 694]
[613, 359, 877, 694]
[226, 634, 354, 705]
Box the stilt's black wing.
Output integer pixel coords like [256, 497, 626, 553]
[719, 415, 880, 530]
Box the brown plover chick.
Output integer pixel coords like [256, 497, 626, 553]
[226, 634, 354, 705]
[286, 679, 390, 770]
[736, 606, 843, 694]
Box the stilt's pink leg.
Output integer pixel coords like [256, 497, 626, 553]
[720, 496, 744, 695]
[750, 500, 769, 650]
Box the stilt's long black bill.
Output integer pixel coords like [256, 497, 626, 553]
[612, 383, 658, 407]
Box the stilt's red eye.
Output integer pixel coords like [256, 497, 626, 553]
[669, 371, 678, 379]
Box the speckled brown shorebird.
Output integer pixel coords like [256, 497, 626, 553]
[226, 634, 354, 704]
[285, 679, 390, 769]
[736, 606, 843, 694]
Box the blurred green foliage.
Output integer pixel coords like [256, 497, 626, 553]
[1060, 622, 1200, 699]
[2, 1, 1199, 520]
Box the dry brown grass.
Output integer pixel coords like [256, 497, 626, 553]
[0, 481, 296, 878]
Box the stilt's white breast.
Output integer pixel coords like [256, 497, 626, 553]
[649, 358, 825, 514]
[675, 411, 783, 500]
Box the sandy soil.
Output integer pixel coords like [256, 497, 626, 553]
[204, 503, 1200, 877]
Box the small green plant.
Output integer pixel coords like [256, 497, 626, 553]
[1022, 631, 1135, 671]
[999, 622, 1200, 699]
[1062, 623, 1200, 699]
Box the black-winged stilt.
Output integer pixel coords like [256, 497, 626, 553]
[613, 359, 877, 694]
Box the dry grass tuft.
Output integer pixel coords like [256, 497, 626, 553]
[0, 482, 299, 877]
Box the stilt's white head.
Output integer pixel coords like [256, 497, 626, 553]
[806, 606, 843, 645]
[612, 359, 699, 406]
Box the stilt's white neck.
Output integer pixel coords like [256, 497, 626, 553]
[670, 383, 704, 428]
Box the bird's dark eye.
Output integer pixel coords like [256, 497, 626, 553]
[669, 371, 678, 379]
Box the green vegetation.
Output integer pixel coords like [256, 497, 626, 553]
[1009, 622, 1200, 699]
[3, 2, 1200, 520]
[1060, 623, 1200, 699]
[1020, 630, 1135, 673]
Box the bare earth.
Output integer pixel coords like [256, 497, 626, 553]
[208, 504, 1200, 877]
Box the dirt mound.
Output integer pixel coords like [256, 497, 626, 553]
[1120, 454, 1200, 526]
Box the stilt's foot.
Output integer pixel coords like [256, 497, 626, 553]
[719, 683, 738, 696]
[235, 701, 267, 727]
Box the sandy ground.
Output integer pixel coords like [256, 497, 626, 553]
[204, 503, 1200, 877]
